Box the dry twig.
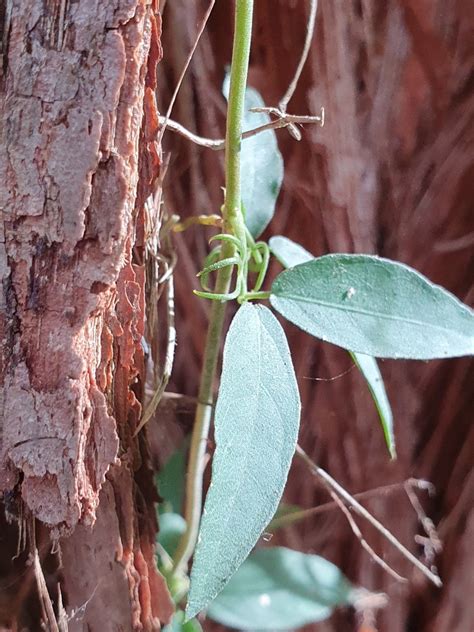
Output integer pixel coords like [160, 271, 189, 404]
[158, 107, 324, 150]
[325, 485, 408, 583]
[296, 445, 442, 588]
[405, 478, 442, 567]
[279, 0, 318, 113]
[28, 516, 60, 632]
[269, 479, 430, 530]
[135, 266, 176, 436]
[157, 0, 323, 150]
[158, 0, 216, 145]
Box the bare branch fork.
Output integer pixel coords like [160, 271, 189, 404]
[157, 0, 323, 149]
[158, 0, 216, 145]
[296, 445, 443, 588]
[268, 477, 433, 530]
[157, 107, 324, 150]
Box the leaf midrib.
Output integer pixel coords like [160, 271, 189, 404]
[272, 292, 471, 338]
[210, 310, 264, 568]
[211, 309, 295, 569]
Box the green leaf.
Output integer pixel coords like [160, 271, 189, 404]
[270, 237, 396, 457]
[271, 254, 474, 359]
[267, 502, 304, 531]
[223, 75, 284, 238]
[269, 235, 315, 268]
[158, 513, 187, 558]
[207, 546, 353, 630]
[156, 443, 187, 515]
[163, 611, 202, 632]
[186, 304, 301, 618]
[350, 352, 395, 458]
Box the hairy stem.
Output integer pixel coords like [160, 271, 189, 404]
[172, 0, 254, 575]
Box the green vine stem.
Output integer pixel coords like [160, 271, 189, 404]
[172, 0, 254, 576]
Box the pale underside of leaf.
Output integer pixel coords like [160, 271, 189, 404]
[350, 351, 395, 458]
[269, 235, 315, 269]
[186, 304, 301, 618]
[223, 75, 283, 238]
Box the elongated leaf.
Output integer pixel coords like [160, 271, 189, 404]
[223, 75, 284, 238]
[207, 546, 353, 630]
[271, 254, 474, 359]
[270, 237, 395, 457]
[186, 304, 301, 618]
[158, 513, 187, 558]
[350, 352, 395, 458]
[267, 502, 304, 531]
[156, 443, 187, 514]
[269, 235, 315, 268]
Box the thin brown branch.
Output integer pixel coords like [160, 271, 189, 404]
[325, 485, 408, 584]
[29, 516, 59, 632]
[296, 444, 443, 588]
[56, 584, 69, 632]
[33, 548, 59, 632]
[279, 0, 318, 113]
[405, 479, 442, 565]
[158, 0, 216, 144]
[268, 479, 431, 530]
[157, 107, 324, 150]
[135, 264, 176, 436]
[158, 116, 224, 149]
[157, 1, 324, 151]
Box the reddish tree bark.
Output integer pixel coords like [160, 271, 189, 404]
[0, 1, 173, 629]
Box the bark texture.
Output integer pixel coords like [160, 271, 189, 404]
[155, 1, 473, 630]
[0, 0, 173, 629]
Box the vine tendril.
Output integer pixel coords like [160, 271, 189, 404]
[194, 228, 270, 303]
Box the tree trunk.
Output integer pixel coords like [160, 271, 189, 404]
[0, 1, 173, 629]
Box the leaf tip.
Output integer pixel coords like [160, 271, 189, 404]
[184, 604, 197, 623]
[185, 597, 205, 623]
